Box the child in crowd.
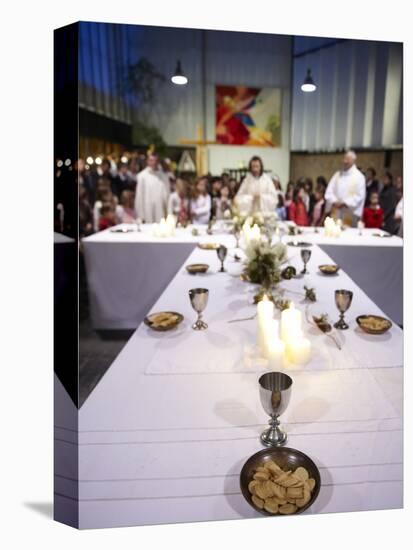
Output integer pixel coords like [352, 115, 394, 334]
[288, 186, 309, 226]
[211, 177, 222, 199]
[284, 181, 295, 210]
[168, 177, 190, 225]
[275, 194, 287, 221]
[98, 204, 117, 231]
[213, 184, 232, 220]
[228, 178, 238, 198]
[311, 186, 326, 226]
[116, 189, 136, 224]
[362, 191, 384, 229]
[93, 188, 118, 232]
[191, 177, 212, 225]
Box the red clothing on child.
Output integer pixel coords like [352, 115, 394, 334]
[288, 200, 309, 226]
[99, 217, 115, 231]
[362, 207, 384, 229]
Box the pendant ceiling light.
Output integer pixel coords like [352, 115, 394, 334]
[171, 60, 188, 85]
[301, 68, 317, 92]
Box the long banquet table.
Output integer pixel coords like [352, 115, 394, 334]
[56, 238, 403, 529]
[82, 224, 403, 330]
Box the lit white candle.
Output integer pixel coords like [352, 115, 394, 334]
[166, 214, 176, 235]
[257, 295, 274, 352]
[262, 319, 286, 368]
[280, 303, 302, 343]
[267, 337, 286, 369]
[286, 337, 311, 365]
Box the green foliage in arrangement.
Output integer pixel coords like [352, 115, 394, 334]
[243, 241, 287, 290]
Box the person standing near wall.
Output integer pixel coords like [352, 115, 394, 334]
[325, 150, 366, 226]
[135, 153, 169, 223]
[235, 156, 278, 216]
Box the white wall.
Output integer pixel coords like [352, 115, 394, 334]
[291, 40, 403, 151]
[127, 26, 292, 182]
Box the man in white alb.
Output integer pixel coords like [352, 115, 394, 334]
[235, 156, 278, 216]
[325, 150, 366, 226]
[135, 153, 170, 223]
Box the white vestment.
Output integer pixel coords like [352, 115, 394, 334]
[235, 173, 278, 216]
[135, 167, 169, 223]
[325, 165, 366, 222]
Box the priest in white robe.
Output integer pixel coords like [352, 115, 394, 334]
[325, 150, 366, 226]
[135, 154, 170, 223]
[235, 156, 278, 216]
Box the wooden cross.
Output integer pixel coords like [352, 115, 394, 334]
[179, 124, 217, 176]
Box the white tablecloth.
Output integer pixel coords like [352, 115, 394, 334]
[284, 227, 403, 326]
[82, 225, 403, 329]
[55, 242, 403, 528]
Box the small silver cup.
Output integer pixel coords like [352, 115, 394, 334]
[217, 245, 228, 272]
[259, 372, 293, 447]
[334, 289, 353, 330]
[189, 288, 209, 330]
[301, 248, 311, 274]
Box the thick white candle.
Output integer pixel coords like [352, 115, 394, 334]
[267, 338, 286, 369]
[257, 295, 274, 352]
[262, 319, 286, 367]
[280, 303, 302, 343]
[286, 337, 311, 365]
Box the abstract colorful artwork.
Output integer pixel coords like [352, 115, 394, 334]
[215, 85, 282, 146]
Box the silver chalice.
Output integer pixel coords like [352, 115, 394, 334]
[334, 289, 353, 330]
[259, 372, 293, 447]
[189, 288, 209, 330]
[300, 248, 312, 274]
[217, 245, 228, 272]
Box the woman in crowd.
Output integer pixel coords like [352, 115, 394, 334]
[365, 167, 380, 204]
[210, 177, 222, 199]
[191, 177, 212, 225]
[311, 185, 326, 226]
[168, 177, 190, 226]
[228, 177, 239, 198]
[116, 189, 136, 224]
[284, 181, 295, 210]
[275, 194, 287, 221]
[362, 191, 384, 229]
[379, 171, 398, 234]
[288, 185, 309, 226]
[213, 184, 232, 220]
[303, 177, 315, 216]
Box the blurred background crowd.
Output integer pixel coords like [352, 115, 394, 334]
[54, 150, 403, 238]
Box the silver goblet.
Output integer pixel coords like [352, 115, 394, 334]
[217, 245, 228, 272]
[334, 289, 353, 330]
[259, 372, 293, 447]
[233, 229, 241, 248]
[189, 288, 209, 330]
[300, 248, 311, 274]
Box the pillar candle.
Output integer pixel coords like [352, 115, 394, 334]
[280, 303, 302, 343]
[256, 295, 274, 352]
[262, 319, 285, 368]
[286, 337, 311, 365]
[267, 338, 286, 369]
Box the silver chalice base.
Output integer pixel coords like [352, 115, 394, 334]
[192, 319, 208, 331]
[260, 417, 287, 447]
